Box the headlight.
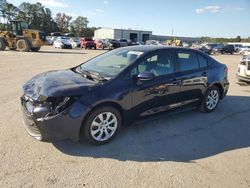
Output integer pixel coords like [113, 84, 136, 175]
[51, 97, 77, 114]
[34, 97, 77, 121]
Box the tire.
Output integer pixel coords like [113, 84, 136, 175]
[199, 86, 220, 113]
[17, 39, 30, 52]
[30, 47, 40, 52]
[0, 38, 6, 51]
[82, 106, 122, 145]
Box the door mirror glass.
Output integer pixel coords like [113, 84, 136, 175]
[137, 71, 155, 81]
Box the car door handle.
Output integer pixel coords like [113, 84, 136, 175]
[202, 72, 207, 77]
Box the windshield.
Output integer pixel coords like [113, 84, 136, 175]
[79, 48, 144, 78]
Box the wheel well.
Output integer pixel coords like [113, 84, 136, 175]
[80, 102, 125, 132]
[213, 83, 224, 99]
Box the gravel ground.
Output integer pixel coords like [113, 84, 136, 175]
[0, 46, 249, 188]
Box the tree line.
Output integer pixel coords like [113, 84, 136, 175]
[0, 0, 97, 37]
[201, 36, 250, 43]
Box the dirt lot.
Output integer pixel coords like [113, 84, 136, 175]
[0, 46, 249, 188]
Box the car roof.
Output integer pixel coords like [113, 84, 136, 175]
[119, 45, 195, 53]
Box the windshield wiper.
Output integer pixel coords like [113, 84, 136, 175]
[75, 67, 109, 82]
[90, 71, 109, 82]
[75, 67, 95, 81]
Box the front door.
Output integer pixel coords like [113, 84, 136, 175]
[131, 49, 181, 118]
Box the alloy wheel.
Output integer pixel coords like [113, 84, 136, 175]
[90, 112, 118, 141]
[206, 90, 219, 110]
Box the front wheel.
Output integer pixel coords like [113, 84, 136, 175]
[82, 106, 122, 145]
[17, 39, 30, 52]
[199, 86, 220, 112]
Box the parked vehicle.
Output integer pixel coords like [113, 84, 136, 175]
[228, 43, 243, 52]
[21, 46, 229, 145]
[128, 40, 145, 46]
[80, 38, 96, 49]
[146, 40, 162, 45]
[95, 39, 108, 49]
[220, 45, 234, 54]
[236, 55, 250, 82]
[53, 37, 72, 49]
[46, 36, 53, 45]
[50, 32, 62, 36]
[196, 46, 212, 55]
[69, 37, 80, 48]
[239, 46, 250, 55]
[118, 39, 129, 47]
[207, 43, 223, 54]
[104, 39, 120, 50]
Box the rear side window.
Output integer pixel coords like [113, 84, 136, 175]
[197, 54, 208, 68]
[177, 51, 199, 72]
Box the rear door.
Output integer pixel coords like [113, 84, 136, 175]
[174, 49, 209, 103]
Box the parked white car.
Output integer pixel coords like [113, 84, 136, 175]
[69, 38, 80, 48]
[53, 37, 72, 49]
[237, 55, 250, 82]
[239, 46, 250, 55]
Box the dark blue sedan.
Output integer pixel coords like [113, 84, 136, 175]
[21, 46, 229, 144]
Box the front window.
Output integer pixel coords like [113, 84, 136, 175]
[80, 48, 144, 78]
[132, 50, 175, 77]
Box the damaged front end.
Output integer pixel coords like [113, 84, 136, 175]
[21, 94, 90, 141]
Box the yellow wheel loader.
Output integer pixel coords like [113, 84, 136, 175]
[0, 20, 46, 52]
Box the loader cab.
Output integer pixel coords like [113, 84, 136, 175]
[10, 20, 29, 36]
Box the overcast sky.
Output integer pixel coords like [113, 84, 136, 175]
[7, 0, 250, 38]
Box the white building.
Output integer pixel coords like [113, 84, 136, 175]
[94, 28, 152, 42]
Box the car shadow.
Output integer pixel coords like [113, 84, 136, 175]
[53, 95, 250, 162]
[36, 51, 87, 55]
[237, 81, 250, 86]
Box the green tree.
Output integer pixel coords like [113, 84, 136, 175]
[55, 12, 72, 32]
[17, 2, 54, 34]
[71, 16, 89, 36]
[0, 0, 19, 24]
[236, 36, 241, 42]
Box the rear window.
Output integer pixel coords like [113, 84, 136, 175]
[177, 51, 199, 72]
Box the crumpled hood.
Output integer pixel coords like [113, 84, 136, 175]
[23, 69, 98, 101]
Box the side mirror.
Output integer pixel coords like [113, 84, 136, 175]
[137, 71, 155, 81]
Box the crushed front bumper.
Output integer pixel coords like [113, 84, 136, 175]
[21, 96, 91, 141]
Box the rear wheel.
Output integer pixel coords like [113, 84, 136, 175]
[82, 106, 122, 145]
[0, 38, 6, 51]
[199, 86, 220, 112]
[17, 39, 30, 52]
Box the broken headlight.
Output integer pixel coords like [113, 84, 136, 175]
[48, 96, 77, 115]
